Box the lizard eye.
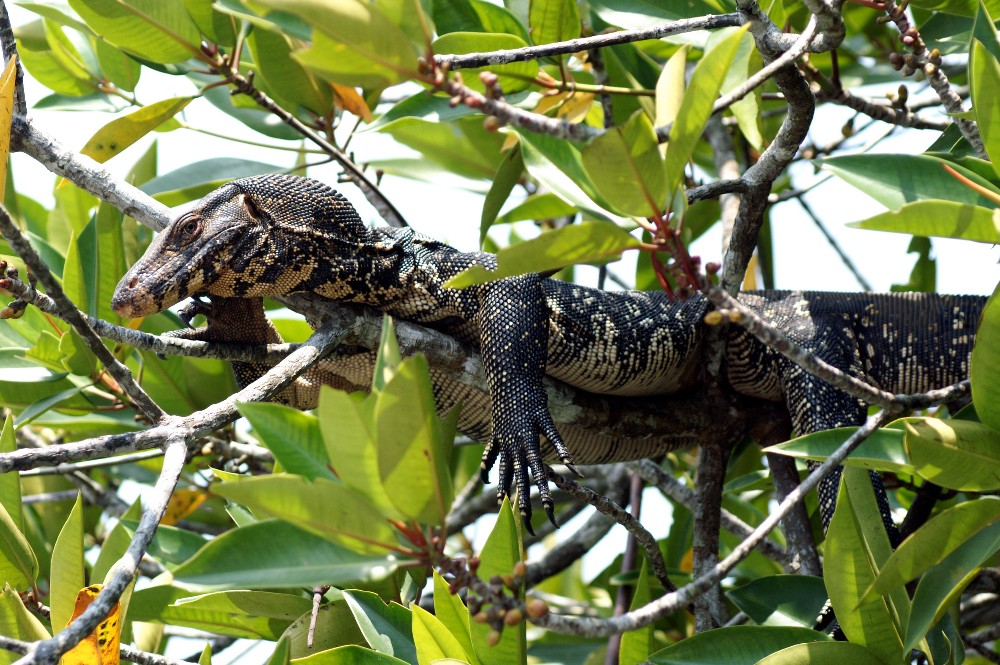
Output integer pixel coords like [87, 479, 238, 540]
[241, 193, 264, 220]
[179, 218, 201, 241]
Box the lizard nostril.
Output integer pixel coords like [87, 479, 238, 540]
[128, 276, 138, 289]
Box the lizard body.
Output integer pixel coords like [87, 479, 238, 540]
[111, 174, 986, 528]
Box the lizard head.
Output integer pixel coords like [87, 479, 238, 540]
[112, 174, 367, 318]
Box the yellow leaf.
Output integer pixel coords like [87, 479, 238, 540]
[161, 488, 208, 526]
[80, 97, 193, 163]
[60, 585, 121, 665]
[332, 83, 372, 122]
[0, 56, 19, 202]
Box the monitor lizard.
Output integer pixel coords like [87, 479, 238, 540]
[110, 173, 987, 532]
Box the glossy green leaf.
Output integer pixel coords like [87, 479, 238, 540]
[619, 562, 653, 665]
[117, 519, 209, 567]
[480, 145, 523, 245]
[471, 498, 526, 665]
[0, 415, 20, 531]
[432, 571, 478, 665]
[909, 0, 1000, 16]
[0, 501, 38, 590]
[0, 584, 50, 645]
[343, 590, 416, 664]
[655, 44, 688, 132]
[258, 0, 420, 88]
[80, 96, 192, 163]
[726, 576, 828, 628]
[376, 117, 504, 180]
[183, 0, 237, 46]
[848, 200, 1000, 243]
[583, 110, 666, 217]
[971, 283, 1000, 430]
[141, 157, 288, 206]
[819, 153, 1000, 209]
[663, 26, 749, 199]
[647, 626, 828, 664]
[318, 387, 402, 519]
[433, 0, 529, 41]
[212, 474, 399, 554]
[18, 41, 95, 96]
[865, 497, 1000, 601]
[293, 645, 410, 664]
[824, 468, 907, 664]
[94, 36, 140, 92]
[754, 641, 886, 665]
[971, 39, 1000, 177]
[529, 0, 580, 45]
[763, 425, 914, 475]
[432, 32, 538, 93]
[495, 192, 576, 225]
[49, 494, 85, 632]
[375, 354, 455, 526]
[905, 417, 1000, 490]
[172, 519, 399, 590]
[249, 27, 331, 115]
[514, 129, 621, 220]
[67, 0, 201, 63]
[590, 0, 728, 28]
[904, 519, 1000, 651]
[724, 31, 764, 151]
[129, 584, 297, 639]
[412, 604, 470, 664]
[238, 402, 334, 481]
[446, 221, 640, 287]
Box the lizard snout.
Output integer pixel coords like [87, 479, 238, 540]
[111, 271, 155, 318]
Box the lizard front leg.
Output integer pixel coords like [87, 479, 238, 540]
[477, 274, 578, 534]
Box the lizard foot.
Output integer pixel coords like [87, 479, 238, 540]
[480, 409, 576, 536]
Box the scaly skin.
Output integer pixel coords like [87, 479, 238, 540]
[112, 174, 986, 532]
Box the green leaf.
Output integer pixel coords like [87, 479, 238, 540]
[432, 32, 538, 93]
[495, 192, 577, 225]
[211, 474, 399, 555]
[724, 31, 765, 151]
[529, 0, 580, 45]
[481, 146, 524, 245]
[238, 402, 334, 481]
[255, 0, 420, 88]
[663, 25, 749, 199]
[0, 584, 50, 645]
[971, 40, 1000, 178]
[619, 562, 653, 665]
[432, 571, 478, 665]
[141, 157, 288, 206]
[172, 519, 399, 590]
[824, 468, 907, 664]
[318, 387, 402, 520]
[764, 425, 915, 475]
[514, 129, 620, 221]
[904, 519, 1000, 651]
[0, 415, 21, 532]
[904, 417, 1000, 490]
[94, 36, 141, 92]
[865, 498, 1000, 601]
[375, 354, 455, 526]
[847, 200, 1000, 243]
[92, 498, 141, 582]
[248, 26, 331, 115]
[118, 519, 209, 567]
[446, 221, 640, 287]
[291, 645, 410, 664]
[412, 604, 470, 664]
[754, 641, 887, 665]
[80, 96, 192, 163]
[433, 0, 529, 41]
[343, 590, 416, 664]
[971, 282, 1000, 431]
[726, 576, 828, 628]
[582, 110, 666, 217]
[470, 498, 526, 665]
[647, 626, 828, 664]
[655, 44, 689, 131]
[18, 41, 96, 96]
[0, 501, 38, 590]
[49, 494, 85, 632]
[67, 0, 201, 63]
[819, 153, 1000, 209]
[183, 0, 237, 47]
[376, 117, 504, 180]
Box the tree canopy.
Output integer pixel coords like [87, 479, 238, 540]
[0, 0, 999, 664]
